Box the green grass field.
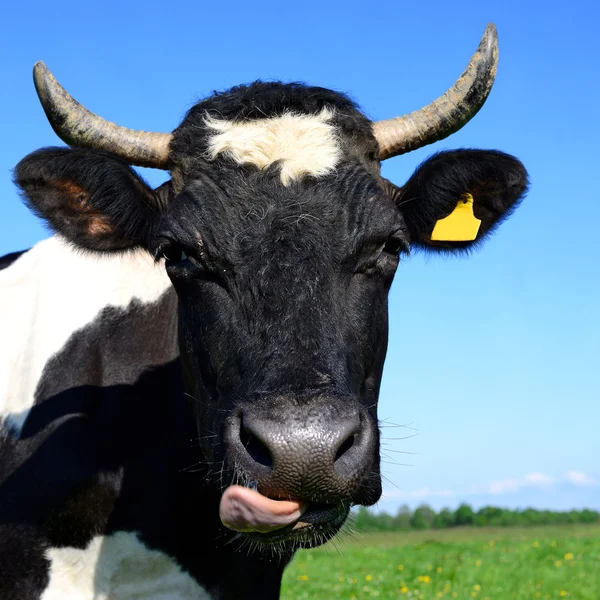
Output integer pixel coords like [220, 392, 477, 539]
[281, 524, 600, 599]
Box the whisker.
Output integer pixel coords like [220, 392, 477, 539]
[380, 447, 418, 455]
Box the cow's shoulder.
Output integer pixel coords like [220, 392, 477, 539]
[0, 236, 173, 436]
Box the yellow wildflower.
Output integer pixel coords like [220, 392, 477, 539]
[365, 575, 373, 582]
[297, 575, 309, 581]
[533, 541, 539, 548]
[559, 591, 568, 597]
[400, 586, 409, 594]
[475, 560, 482, 567]
[397, 564, 404, 571]
[564, 553, 574, 561]
[436, 567, 443, 573]
[473, 584, 481, 591]
[555, 560, 563, 567]
[417, 575, 432, 583]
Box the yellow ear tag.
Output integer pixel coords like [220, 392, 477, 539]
[430, 193, 481, 242]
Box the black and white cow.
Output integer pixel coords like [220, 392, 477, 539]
[0, 25, 527, 599]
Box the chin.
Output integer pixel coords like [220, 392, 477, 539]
[238, 504, 351, 556]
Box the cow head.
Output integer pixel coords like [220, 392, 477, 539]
[14, 25, 527, 552]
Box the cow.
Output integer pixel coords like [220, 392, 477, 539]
[0, 24, 527, 600]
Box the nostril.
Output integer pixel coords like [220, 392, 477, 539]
[334, 434, 355, 463]
[240, 422, 273, 469]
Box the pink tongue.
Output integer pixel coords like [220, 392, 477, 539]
[219, 485, 307, 533]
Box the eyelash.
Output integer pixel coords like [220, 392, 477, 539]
[353, 239, 408, 275]
[382, 237, 409, 256]
[161, 245, 188, 263]
[154, 240, 204, 267]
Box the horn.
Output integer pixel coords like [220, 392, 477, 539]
[373, 23, 498, 160]
[33, 62, 172, 169]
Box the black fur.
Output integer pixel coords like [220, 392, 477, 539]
[0, 524, 49, 599]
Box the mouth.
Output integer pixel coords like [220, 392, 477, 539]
[219, 485, 349, 549]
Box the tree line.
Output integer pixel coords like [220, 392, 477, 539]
[352, 504, 600, 531]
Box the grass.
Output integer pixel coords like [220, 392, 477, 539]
[281, 524, 600, 599]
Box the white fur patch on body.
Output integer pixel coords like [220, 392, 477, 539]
[41, 531, 211, 600]
[0, 236, 171, 436]
[205, 109, 341, 185]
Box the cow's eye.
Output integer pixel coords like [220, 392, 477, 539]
[161, 244, 188, 264]
[383, 237, 408, 256]
[378, 229, 409, 259]
[356, 233, 408, 275]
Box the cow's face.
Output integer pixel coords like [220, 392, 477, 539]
[154, 87, 396, 540]
[159, 172, 394, 543]
[14, 26, 528, 552]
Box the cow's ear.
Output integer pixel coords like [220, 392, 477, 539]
[396, 150, 528, 252]
[14, 147, 164, 252]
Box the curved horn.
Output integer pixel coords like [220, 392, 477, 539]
[373, 23, 498, 160]
[33, 62, 172, 169]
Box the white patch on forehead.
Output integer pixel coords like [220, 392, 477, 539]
[41, 532, 212, 599]
[0, 236, 171, 435]
[205, 108, 342, 185]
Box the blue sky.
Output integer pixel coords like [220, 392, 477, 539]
[1, 1, 598, 514]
